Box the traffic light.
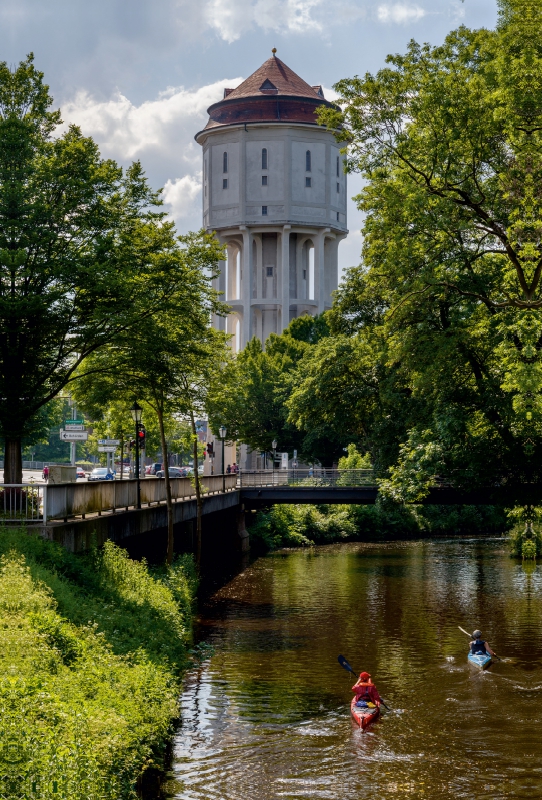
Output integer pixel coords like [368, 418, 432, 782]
[207, 441, 214, 457]
[137, 426, 146, 450]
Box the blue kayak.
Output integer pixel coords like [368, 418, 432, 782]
[468, 652, 492, 669]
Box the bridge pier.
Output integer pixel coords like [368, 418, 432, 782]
[237, 507, 249, 553]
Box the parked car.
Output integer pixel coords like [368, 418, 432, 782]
[76, 466, 86, 479]
[155, 467, 186, 479]
[88, 468, 115, 482]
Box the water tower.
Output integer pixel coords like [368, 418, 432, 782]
[195, 51, 348, 351]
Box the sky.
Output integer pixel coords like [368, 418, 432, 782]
[0, 0, 498, 273]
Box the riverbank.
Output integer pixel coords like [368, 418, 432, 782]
[0, 528, 196, 799]
[248, 501, 510, 550]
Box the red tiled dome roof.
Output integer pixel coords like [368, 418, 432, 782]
[196, 54, 335, 138]
[224, 56, 324, 101]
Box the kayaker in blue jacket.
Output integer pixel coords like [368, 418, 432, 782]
[470, 630, 495, 657]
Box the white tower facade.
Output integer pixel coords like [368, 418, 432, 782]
[196, 53, 347, 350]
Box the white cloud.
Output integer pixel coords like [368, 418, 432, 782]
[376, 3, 426, 23]
[61, 78, 243, 161]
[59, 77, 244, 228]
[163, 175, 202, 221]
[205, 0, 327, 42]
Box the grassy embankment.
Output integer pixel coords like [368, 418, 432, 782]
[0, 528, 197, 799]
[249, 501, 510, 550]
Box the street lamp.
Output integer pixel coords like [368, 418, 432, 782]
[219, 425, 227, 492]
[130, 401, 142, 509]
[272, 438, 277, 483]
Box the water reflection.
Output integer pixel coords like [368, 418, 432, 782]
[166, 539, 542, 799]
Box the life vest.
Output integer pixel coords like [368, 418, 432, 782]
[356, 681, 374, 700]
[471, 638, 487, 655]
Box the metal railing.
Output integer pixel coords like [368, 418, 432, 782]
[44, 474, 238, 522]
[0, 475, 238, 525]
[0, 484, 46, 523]
[239, 469, 376, 487]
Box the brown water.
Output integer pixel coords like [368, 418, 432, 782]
[165, 538, 542, 799]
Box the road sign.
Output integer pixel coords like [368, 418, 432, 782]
[60, 429, 88, 441]
[65, 419, 84, 425]
[98, 446, 117, 452]
[98, 439, 120, 446]
[63, 424, 85, 430]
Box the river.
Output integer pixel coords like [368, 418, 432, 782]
[164, 538, 542, 799]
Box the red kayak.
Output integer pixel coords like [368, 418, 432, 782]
[350, 697, 380, 729]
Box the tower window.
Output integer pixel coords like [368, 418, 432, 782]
[337, 211, 340, 221]
[306, 150, 311, 172]
[223, 178, 228, 189]
[223, 151, 228, 173]
[303, 269, 307, 279]
[305, 177, 312, 188]
[262, 206, 268, 215]
[337, 182, 340, 193]
[262, 148, 268, 170]
[262, 175, 268, 186]
[336, 155, 340, 177]
[266, 266, 273, 277]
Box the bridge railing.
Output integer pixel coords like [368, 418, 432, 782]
[0, 475, 239, 524]
[239, 469, 376, 487]
[0, 484, 45, 523]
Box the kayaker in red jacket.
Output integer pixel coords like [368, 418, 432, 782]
[352, 671, 381, 706]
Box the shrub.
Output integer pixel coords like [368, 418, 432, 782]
[0, 528, 196, 798]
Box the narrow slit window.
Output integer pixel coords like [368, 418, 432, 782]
[306, 150, 311, 172]
[262, 148, 268, 170]
[305, 177, 311, 188]
[336, 182, 340, 193]
[223, 151, 228, 173]
[336, 211, 340, 221]
[266, 266, 273, 277]
[223, 178, 228, 189]
[336, 155, 339, 177]
[262, 175, 268, 186]
[303, 269, 307, 279]
[262, 205, 268, 215]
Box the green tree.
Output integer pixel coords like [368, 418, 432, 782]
[75, 231, 229, 565]
[0, 56, 191, 482]
[309, 0, 542, 503]
[207, 315, 346, 466]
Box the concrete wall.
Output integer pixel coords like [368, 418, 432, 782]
[41, 490, 247, 554]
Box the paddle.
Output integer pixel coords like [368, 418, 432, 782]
[458, 626, 502, 661]
[337, 655, 391, 710]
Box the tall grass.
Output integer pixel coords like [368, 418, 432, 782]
[0, 528, 196, 798]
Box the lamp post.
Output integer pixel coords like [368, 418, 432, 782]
[219, 425, 227, 492]
[272, 438, 277, 484]
[130, 402, 142, 509]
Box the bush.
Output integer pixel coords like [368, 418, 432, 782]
[250, 500, 509, 550]
[0, 528, 196, 798]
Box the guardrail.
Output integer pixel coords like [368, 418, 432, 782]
[0, 475, 238, 524]
[0, 484, 46, 523]
[239, 469, 376, 487]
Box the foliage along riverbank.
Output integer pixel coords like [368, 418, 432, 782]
[249, 502, 511, 551]
[0, 528, 197, 799]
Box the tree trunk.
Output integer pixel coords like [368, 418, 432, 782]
[4, 437, 22, 484]
[189, 409, 203, 568]
[157, 406, 174, 565]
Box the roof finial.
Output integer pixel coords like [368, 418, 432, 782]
[272, 47, 277, 56]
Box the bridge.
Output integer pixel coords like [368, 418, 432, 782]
[0, 469, 516, 555]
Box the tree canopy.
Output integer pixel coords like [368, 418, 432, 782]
[0, 56, 195, 481]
